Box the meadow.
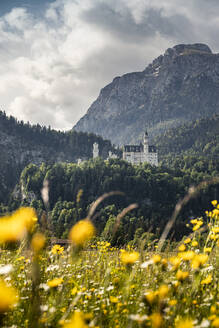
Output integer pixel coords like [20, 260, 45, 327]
[0, 201, 218, 328]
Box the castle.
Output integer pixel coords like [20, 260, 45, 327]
[122, 131, 158, 166]
[91, 130, 158, 166]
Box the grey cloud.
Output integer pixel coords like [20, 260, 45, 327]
[81, 2, 193, 43]
[0, 0, 219, 131]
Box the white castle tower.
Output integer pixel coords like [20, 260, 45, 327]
[93, 142, 99, 158]
[143, 130, 149, 154]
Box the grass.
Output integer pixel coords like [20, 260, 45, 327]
[0, 202, 219, 328]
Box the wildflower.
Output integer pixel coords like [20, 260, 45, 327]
[178, 251, 195, 261]
[204, 247, 212, 253]
[152, 254, 161, 264]
[47, 278, 63, 288]
[158, 285, 169, 299]
[212, 317, 219, 327]
[184, 238, 191, 244]
[71, 287, 78, 296]
[0, 279, 18, 313]
[176, 270, 189, 281]
[144, 291, 157, 305]
[178, 244, 186, 252]
[51, 244, 64, 255]
[191, 240, 198, 247]
[0, 207, 37, 243]
[201, 274, 212, 285]
[169, 257, 181, 271]
[110, 296, 119, 303]
[213, 209, 219, 217]
[191, 254, 208, 269]
[193, 222, 203, 231]
[62, 311, 88, 328]
[176, 318, 193, 328]
[31, 233, 46, 253]
[150, 312, 163, 328]
[69, 219, 95, 246]
[211, 200, 218, 207]
[120, 251, 139, 265]
[169, 299, 177, 306]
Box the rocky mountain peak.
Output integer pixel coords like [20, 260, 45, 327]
[165, 43, 212, 57]
[74, 43, 219, 145]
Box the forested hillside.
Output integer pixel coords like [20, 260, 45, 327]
[0, 111, 116, 202]
[7, 157, 218, 244]
[155, 114, 219, 162]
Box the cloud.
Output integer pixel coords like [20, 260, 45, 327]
[0, 0, 219, 130]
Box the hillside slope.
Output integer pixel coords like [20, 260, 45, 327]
[0, 111, 114, 202]
[155, 114, 219, 162]
[74, 43, 219, 145]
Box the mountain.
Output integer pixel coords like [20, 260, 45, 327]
[74, 43, 219, 145]
[0, 111, 115, 203]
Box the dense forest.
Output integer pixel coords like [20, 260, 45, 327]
[155, 114, 219, 161]
[0, 110, 117, 202]
[3, 157, 217, 245]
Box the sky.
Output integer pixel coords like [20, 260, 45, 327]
[0, 0, 219, 130]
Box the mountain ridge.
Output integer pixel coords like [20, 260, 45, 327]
[74, 43, 219, 145]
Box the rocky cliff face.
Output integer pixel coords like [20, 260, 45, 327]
[74, 43, 219, 145]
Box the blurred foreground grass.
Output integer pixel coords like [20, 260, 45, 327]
[0, 202, 219, 328]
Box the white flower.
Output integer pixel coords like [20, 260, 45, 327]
[0, 264, 13, 274]
[141, 260, 153, 268]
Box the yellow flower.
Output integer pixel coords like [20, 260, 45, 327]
[176, 318, 193, 328]
[204, 247, 212, 253]
[62, 311, 88, 328]
[31, 233, 46, 253]
[150, 313, 163, 328]
[71, 287, 78, 296]
[110, 296, 119, 303]
[191, 240, 198, 247]
[213, 209, 219, 217]
[120, 251, 139, 265]
[176, 270, 189, 281]
[152, 254, 161, 264]
[169, 299, 177, 306]
[47, 278, 63, 288]
[193, 222, 203, 231]
[144, 291, 157, 305]
[201, 274, 212, 285]
[191, 254, 208, 269]
[178, 251, 195, 261]
[184, 238, 191, 244]
[212, 317, 219, 327]
[169, 257, 181, 270]
[0, 279, 18, 313]
[212, 200, 218, 207]
[178, 244, 186, 252]
[69, 219, 95, 246]
[51, 244, 64, 255]
[0, 207, 37, 244]
[158, 285, 169, 299]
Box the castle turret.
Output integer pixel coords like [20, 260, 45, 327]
[93, 142, 99, 158]
[143, 130, 149, 154]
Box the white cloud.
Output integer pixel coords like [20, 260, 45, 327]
[0, 0, 219, 130]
